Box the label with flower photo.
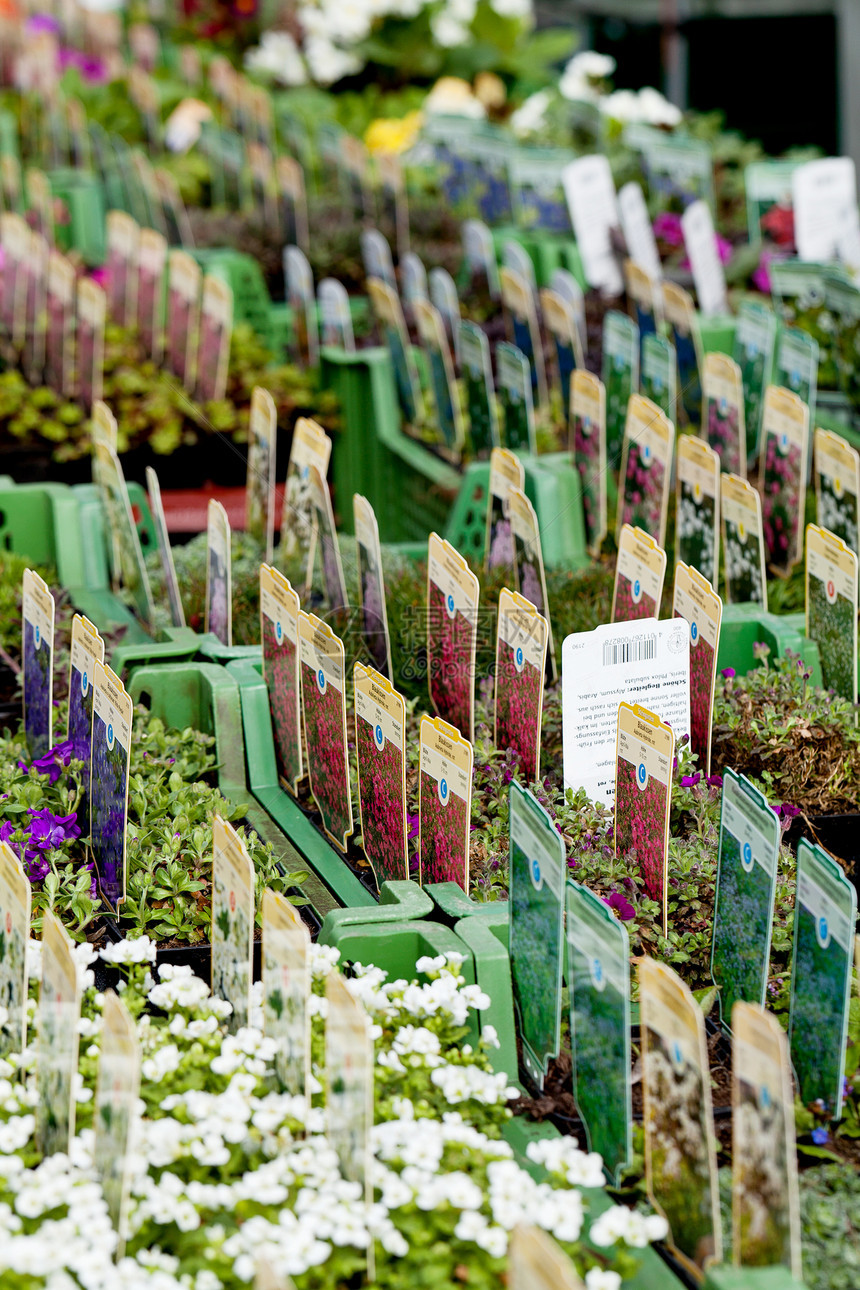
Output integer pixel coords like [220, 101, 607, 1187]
[360, 228, 396, 292]
[354, 494, 392, 679]
[67, 613, 105, 832]
[539, 287, 582, 419]
[37, 910, 81, 1158]
[247, 143, 278, 238]
[21, 231, 48, 386]
[676, 435, 719, 587]
[307, 463, 348, 615]
[732, 1002, 802, 1278]
[414, 298, 465, 458]
[806, 523, 858, 704]
[95, 991, 140, 1254]
[401, 252, 428, 326]
[299, 613, 353, 853]
[639, 957, 722, 1274]
[0, 841, 30, 1058]
[45, 250, 75, 396]
[137, 228, 167, 363]
[663, 281, 702, 430]
[615, 703, 674, 933]
[495, 589, 548, 784]
[462, 218, 500, 300]
[814, 428, 860, 557]
[325, 971, 373, 1211]
[571, 369, 607, 556]
[619, 181, 663, 282]
[617, 394, 673, 546]
[567, 879, 632, 1182]
[317, 277, 354, 352]
[367, 277, 423, 428]
[639, 336, 675, 426]
[281, 416, 332, 567]
[76, 276, 106, 409]
[500, 266, 547, 411]
[509, 1225, 585, 1290]
[732, 301, 776, 462]
[625, 259, 661, 343]
[612, 524, 667, 625]
[722, 473, 768, 610]
[672, 563, 721, 776]
[285, 245, 319, 370]
[276, 155, 309, 253]
[550, 269, 587, 361]
[106, 210, 139, 328]
[710, 769, 780, 1026]
[355, 663, 408, 888]
[561, 154, 623, 296]
[429, 267, 461, 365]
[196, 274, 233, 403]
[759, 385, 809, 574]
[0, 212, 27, 348]
[460, 319, 498, 458]
[496, 340, 536, 454]
[789, 839, 856, 1118]
[91, 661, 132, 913]
[775, 326, 818, 430]
[95, 436, 157, 626]
[418, 714, 473, 889]
[485, 447, 524, 574]
[427, 533, 479, 741]
[22, 567, 54, 761]
[510, 488, 557, 683]
[166, 250, 201, 391]
[701, 351, 745, 478]
[262, 888, 311, 1098]
[601, 309, 639, 461]
[145, 468, 184, 629]
[245, 386, 277, 564]
[260, 564, 303, 795]
[211, 815, 254, 1034]
[509, 150, 573, 236]
[509, 783, 565, 1089]
[205, 498, 232, 646]
[681, 199, 728, 318]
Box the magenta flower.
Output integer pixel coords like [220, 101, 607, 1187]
[602, 890, 635, 920]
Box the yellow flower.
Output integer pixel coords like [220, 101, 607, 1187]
[364, 111, 424, 155]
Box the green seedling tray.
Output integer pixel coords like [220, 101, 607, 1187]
[717, 603, 822, 685]
[490, 227, 587, 290]
[47, 168, 106, 265]
[704, 1269, 808, 1290]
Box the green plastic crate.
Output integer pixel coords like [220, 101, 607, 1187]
[190, 248, 275, 347]
[47, 168, 106, 266]
[0, 481, 88, 587]
[704, 1269, 808, 1290]
[717, 603, 822, 685]
[490, 227, 587, 291]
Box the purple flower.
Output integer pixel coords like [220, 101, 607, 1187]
[779, 803, 801, 820]
[26, 809, 81, 850]
[680, 773, 701, 788]
[811, 1127, 829, 1145]
[406, 812, 419, 841]
[706, 774, 723, 788]
[653, 212, 684, 247]
[721, 667, 736, 679]
[602, 891, 636, 921]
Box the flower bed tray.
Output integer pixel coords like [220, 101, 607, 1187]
[717, 603, 822, 684]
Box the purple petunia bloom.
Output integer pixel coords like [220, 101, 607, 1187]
[680, 773, 701, 788]
[721, 667, 736, 679]
[602, 890, 636, 921]
[27, 808, 81, 850]
[779, 803, 801, 820]
[706, 774, 723, 789]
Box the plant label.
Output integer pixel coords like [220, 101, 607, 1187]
[317, 277, 354, 352]
[26, 167, 53, 243]
[462, 218, 500, 299]
[298, 613, 353, 852]
[789, 839, 856, 1118]
[67, 613, 105, 832]
[639, 957, 722, 1273]
[339, 134, 373, 222]
[732, 1002, 802, 1277]
[360, 227, 396, 292]
[247, 142, 278, 238]
[106, 210, 139, 328]
[509, 151, 575, 235]
[501, 239, 537, 296]
[262, 888, 311, 1099]
[427, 532, 479, 740]
[550, 268, 587, 357]
[711, 769, 780, 1024]
[281, 416, 332, 568]
[702, 351, 746, 479]
[641, 332, 676, 422]
[95, 991, 140, 1254]
[615, 702, 674, 929]
[0, 842, 30, 1057]
[732, 301, 776, 463]
[792, 156, 860, 264]
[561, 154, 622, 295]
[722, 473, 768, 610]
[806, 523, 858, 703]
[814, 427, 860, 556]
[509, 1225, 585, 1290]
[245, 386, 277, 565]
[618, 180, 662, 281]
[485, 447, 524, 574]
[256, 1257, 298, 1290]
[166, 249, 201, 392]
[759, 385, 809, 574]
[570, 369, 607, 556]
[775, 327, 818, 431]
[681, 199, 727, 316]
[276, 156, 309, 253]
[563, 617, 690, 808]
[76, 276, 106, 408]
[539, 287, 582, 418]
[37, 911, 81, 1158]
[429, 266, 462, 364]
[601, 309, 639, 463]
[495, 589, 547, 783]
[644, 135, 715, 212]
[260, 564, 303, 794]
[325, 972, 373, 1210]
[508, 783, 564, 1088]
[284, 245, 319, 370]
[354, 494, 392, 679]
[460, 319, 498, 458]
[496, 340, 536, 454]
[0, 212, 27, 349]
[414, 297, 465, 458]
[196, 274, 233, 403]
[663, 281, 702, 430]
[501, 266, 547, 410]
[418, 713, 473, 889]
[676, 435, 720, 587]
[211, 815, 254, 1034]
[625, 258, 661, 344]
[612, 523, 667, 624]
[21, 231, 48, 386]
[354, 662, 408, 888]
[45, 250, 75, 396]
[137, 228, 167, 363]
[567, 879, 632, 1181]
[509, 488, 557, 683]
[22, 567, 54, 761]
[617, 393, 673, 546]
[400, 251, 428, 325]
[92, 435, 155, 627]
[308, 464, 348, 614]
[367, 276, 423, 427]
[377, 152, 409, 260]
[145, 466, 186, 630]
[205, 498, 232, 646]
[90, 661, 132, 912]
[672, 563, 721, 776]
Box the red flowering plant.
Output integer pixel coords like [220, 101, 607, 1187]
[614, 755, 669, 908]
[301, 660, 352, 848]
[356, 713, 407, 886]
[427, 579, 475, 739]
[262, 616, 302, 792]
[761, 435, 803, 570]
[419, 769, 468, 886]
[620, 442, 665, 539]
[495, 642, 542, 783]
[613, 571, 656, 624]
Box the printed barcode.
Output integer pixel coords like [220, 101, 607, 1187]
[602, 635, 657, 665]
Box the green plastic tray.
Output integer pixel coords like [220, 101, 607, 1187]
[718, 603, 822, 685]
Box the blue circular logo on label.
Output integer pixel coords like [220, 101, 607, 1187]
[532, 859, 541, 884]
[515, 646, 523, 667]
[276, 620, 282, 642]
[643, 444, 651, 461]
[375, 723, 384, 749]
[638, 762, 647, 785]
[819, 915, 828, 943]
[633, 579, 641, 598]
[672, 1040, 683, 1067]
[593, 957, 603, 985]
[742, 841, 753, 871]
[780, 432, 788, 451]
[447, 593, 455, 615]
[440, 778, 448, 801]
[761, 1084, 771, 1111]
[301, 464, 309, 480]
[691, 621, 698, 643]
[34, 625, 40, 647]
[81, 669, 88, 696]
[107, 722, 114, 749]
[317, 668, 325, 694]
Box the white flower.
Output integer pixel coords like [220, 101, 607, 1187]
[423, 77, 486, 119]
[637, 86, 682, 127]
[141, 1044, 181, 1083]
[489, 0, 531, 17]
[99, 936, 157, 966]
[586, 1270, 622, 1290]
[245, 30, 308, 85]
[599, 89, 641, 122]
[510, 90, 552, 138]
[567, 50, 616, 79]
[475, 1223, 507, 1257]
[432, 13, 469, 47]
[303, 36, 362, 86]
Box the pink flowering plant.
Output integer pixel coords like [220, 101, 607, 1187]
[301, 660, 352, 848]
[613, 571, 656, 625]
[684, 630, 716, 775]
[495, 642, 542, 783]
[705, 394, 742, 476]
[620, 442, 665, 539]
[761, 434, 803, 571]
[428, 579, 474, 739]
[356, 713, 407, 885]
[262, 615, 302, 792]
[573, 412, 603, 551]
[420, 769, 468, 886]
[614, 755, 669, 907]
